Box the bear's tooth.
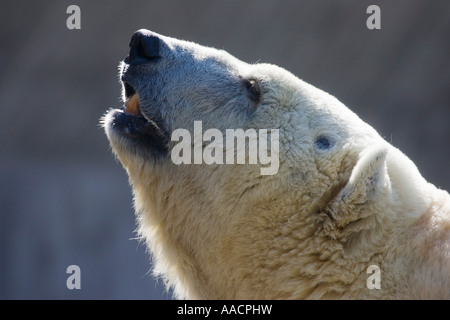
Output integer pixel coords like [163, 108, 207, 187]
[125, 94, 140, 115]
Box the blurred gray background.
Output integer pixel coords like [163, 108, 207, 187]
[0, 0, 449, 299]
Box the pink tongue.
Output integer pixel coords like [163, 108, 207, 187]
[125, 94, 140, 115]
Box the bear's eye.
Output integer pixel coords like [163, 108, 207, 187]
[243, 78, 261, 103]
[314, 135, 334, 150]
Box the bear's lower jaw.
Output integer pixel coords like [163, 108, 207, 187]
[104, 108, 169, 158]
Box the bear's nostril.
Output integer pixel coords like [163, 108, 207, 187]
[126, 30, 161, 65]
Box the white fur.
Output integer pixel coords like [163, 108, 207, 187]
[104, 32, 450, 299]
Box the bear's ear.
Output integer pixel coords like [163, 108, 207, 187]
[323, 145, 389, 230]
[338, 145, 388, 206]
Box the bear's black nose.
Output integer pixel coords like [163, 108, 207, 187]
[126, 29, 161, 65]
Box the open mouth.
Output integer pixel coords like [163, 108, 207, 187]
[109, 81, 169, 156]
[122, 82, 143, 117]
[124, 91, 141, 116]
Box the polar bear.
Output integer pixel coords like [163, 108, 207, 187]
[102, 29, 450, 299]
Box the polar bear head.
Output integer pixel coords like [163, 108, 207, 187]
[102, 30, 449, 299]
